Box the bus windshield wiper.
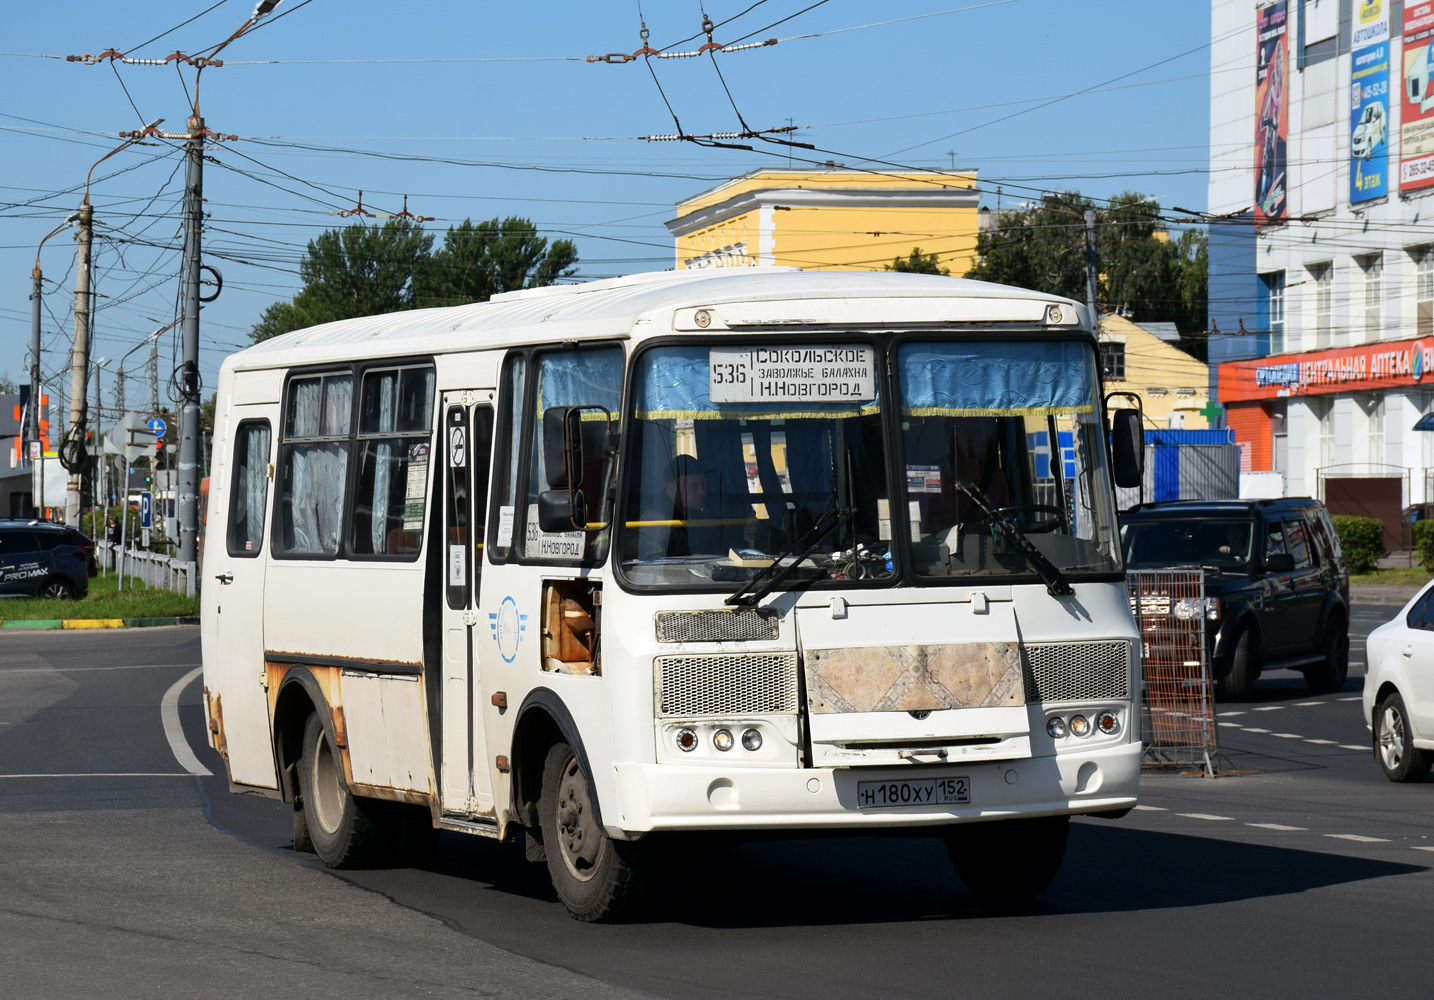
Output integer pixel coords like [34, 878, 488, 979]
[955, 482, 1074, 597]
[726, 507, 853, 607]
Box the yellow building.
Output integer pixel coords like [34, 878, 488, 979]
[667, 169, 979, 273]
[1098, 313, 1211, 429]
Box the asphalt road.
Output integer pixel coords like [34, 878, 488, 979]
[4, 606, 1434, 998]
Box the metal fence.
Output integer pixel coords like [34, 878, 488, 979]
[1127, 569, 1218, 776]
[96, 541, 196, 597]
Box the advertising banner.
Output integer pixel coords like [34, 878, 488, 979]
[1306, 0, 1339, 45]
[1218, 335, 1432, 402]
[1351, 5, 1392, 203]
[1255, 2, 1289, 225]
[1402, 3, 1434, 191]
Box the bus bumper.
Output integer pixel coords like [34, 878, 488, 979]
[608, 740, 1141, 835]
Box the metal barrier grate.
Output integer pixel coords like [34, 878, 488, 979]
[1023, 642, 1132, 702]
[655, 610, 779, 643]
[1127, 569, 1218, 775]
[656, 653, 798, 716]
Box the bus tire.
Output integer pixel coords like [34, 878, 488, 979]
[944, 815, 1069, 902]
[539, 741, 654, 922]
[297, 712, 392, 869]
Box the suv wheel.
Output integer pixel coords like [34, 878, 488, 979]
[1214, 627, 1256, 702]
[38, 580, 74, 600]
[1304, 614, 1349, 693]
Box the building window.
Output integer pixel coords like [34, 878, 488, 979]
[1310, 262, 1333, 349]
[1262, 272, 1286, 353]
[1360, 254, 1383, 343]
[1318, 399, 1335, 470]
[1099, 341, 1125, 381]
[1368, 396, 1386, 468]
[1415, 247, 1434, 338]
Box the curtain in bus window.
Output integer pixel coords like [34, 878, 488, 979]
[351, 366, 434, 557]
[634, 345, 877, 420]
[229, 422, 270, 555]
[897, 342, 1091, 416]
[282, 443, 347, 554]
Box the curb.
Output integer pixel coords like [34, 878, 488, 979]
[0, 615, 199, 631]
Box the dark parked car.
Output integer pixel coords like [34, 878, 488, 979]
[1120, 498, 1350, 701]
[0, 520, 94, 600]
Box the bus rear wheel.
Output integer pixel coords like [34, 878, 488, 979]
[539, 741, 655, 922]
[298, 712, 392, 869]
[944, 815, 1069, 902]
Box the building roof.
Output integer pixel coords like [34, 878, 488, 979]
[226, 268, 1088, 374]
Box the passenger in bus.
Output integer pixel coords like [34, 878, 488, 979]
[639, 456, 716, 559]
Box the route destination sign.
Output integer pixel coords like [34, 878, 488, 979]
[709, 346, 876, 403]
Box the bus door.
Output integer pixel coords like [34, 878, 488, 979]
[208, 402, 279, 787]
[438, 392, 497, 817]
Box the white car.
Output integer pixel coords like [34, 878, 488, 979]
[1364, 582, 1434, 781]
[1352, 101, 1387, 160]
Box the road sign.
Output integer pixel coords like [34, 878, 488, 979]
[106, 411, 158, 463]
[140, 491, 153, 529]
[146, 417, 167, 437]
[28, 441, 40, 461]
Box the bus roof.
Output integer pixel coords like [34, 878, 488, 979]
[225, 267, 1087, 373]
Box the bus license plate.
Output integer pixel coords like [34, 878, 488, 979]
[857, 776, 969, 809]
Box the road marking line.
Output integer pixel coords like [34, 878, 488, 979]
[1339, 745, 1369, 752]
[1295, 701, 1323, 707]
[161, 666, 211, 777]
[1247, 823, 1307, 831]
[0, 663, 202, 675]
[1243, 728, 1271, 733]
[1272, 733, 1305, 739]
[1217, 722, 1242, 728]
[1133, 805, 1167, 811]
[0, 773, 192, 778]
[1219, 711, 1248, 717]
[1178, 813, 1234, 821]
[1325, 834, 1390, 843]
[1305, 739, 1338, 745]
[1252, 706, 1285, 712]
[1411, 846, 1434, 853]
[1338, 696, 1364, 702]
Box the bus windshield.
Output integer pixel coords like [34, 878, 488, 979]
[618, 343, 894, 588]
[895, 340, 1121, 581]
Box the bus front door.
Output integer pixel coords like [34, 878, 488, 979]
[437, 392, 497, 821]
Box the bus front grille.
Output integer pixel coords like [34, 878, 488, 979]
[1022, 641, 1131, 702]
[654, 610, 780, 643]
[656, 653, 799, 717]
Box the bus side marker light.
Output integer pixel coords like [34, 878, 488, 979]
[676, 728, 698, 752]
[496, 755, 510, 773]
[491, 691, 507, 710]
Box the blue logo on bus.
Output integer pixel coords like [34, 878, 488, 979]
[490, 596, 527, 663]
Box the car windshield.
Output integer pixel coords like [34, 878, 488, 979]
[895, 340, 1121, 580]
[618, 343, 893, 589]
[1121, 518, 1254, 570]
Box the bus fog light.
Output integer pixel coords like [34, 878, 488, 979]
[1097, 712, 1120, 735]
[675, 728, 698, 752]
[712, 729, 734, 752]
[1069, 714, 1091, 737]
[1046, 717, 1067, 738]
[741, 728, 763, 751]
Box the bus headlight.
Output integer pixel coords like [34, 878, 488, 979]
[1069, 714, 1092, 737]
[1046, 717, 1067, 738]
[675, 728, 698, 752]
[1097, 712, 1120, 735]
[712, 729, 735, 752]
[741, 728, 763, 751]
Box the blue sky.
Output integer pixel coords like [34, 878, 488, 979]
[0, 0, 1213, 404]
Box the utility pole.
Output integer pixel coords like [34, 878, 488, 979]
[30, 219, 70, 519]
[176, 115, 204, 565]
[63, 202, 94, 527]
[1083, 209, 1101, 329]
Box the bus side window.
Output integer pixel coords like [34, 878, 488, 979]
[228, 420, 271, 557]
[349, 365, 435, 558]
[445, 404, 494, 609]
[488, 354, 527, 562]
[471, 405, 495, 586]
[275, 372, 352, 556]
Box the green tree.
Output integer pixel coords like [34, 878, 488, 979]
[418, 216, 579, 307]
[967, 190, 1208, 344]
[885, 247, 949, 276]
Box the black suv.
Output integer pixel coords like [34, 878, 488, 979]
[1120, 498, 1350, 701]
[0, 520, 94, 600]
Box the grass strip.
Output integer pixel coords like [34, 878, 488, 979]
[0, 570, 199, 622]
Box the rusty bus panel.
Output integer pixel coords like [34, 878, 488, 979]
[203, 686, 229, 763]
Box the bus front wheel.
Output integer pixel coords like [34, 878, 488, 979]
[298, 712, 392, 869]
[943, 815, 1069, 902]
[539, 741, 655, 922]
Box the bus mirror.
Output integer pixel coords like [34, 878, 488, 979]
[544, 407, 584, 490]
[1111, 408, 1144, 488]
[538, 488, 587, 533]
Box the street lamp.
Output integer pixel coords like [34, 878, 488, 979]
[90, 357, 109, 544]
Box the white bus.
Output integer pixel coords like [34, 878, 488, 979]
[201, 268, 1145, 921]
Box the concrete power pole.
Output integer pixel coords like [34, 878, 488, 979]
[176, 116, 204, 565]
[63, 202, 94, 526]
[1083, 209, 1100, 330]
